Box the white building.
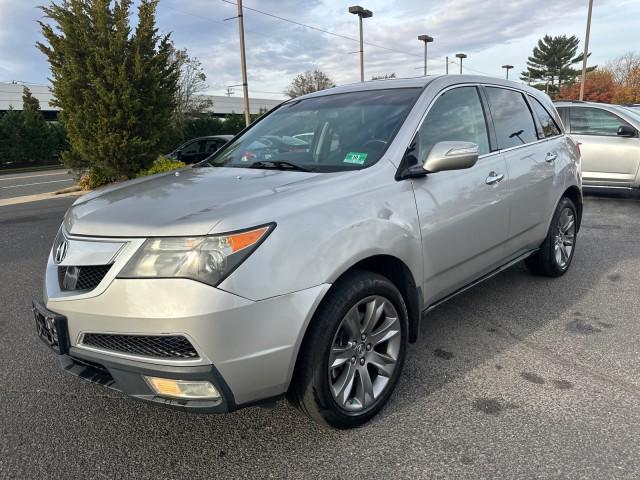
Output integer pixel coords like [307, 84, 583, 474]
[0, 82, 282, 120]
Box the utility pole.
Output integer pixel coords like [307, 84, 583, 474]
[348, 6, 373, 82]
[418, 35, 434, 76]
[445, 56, 449, 75]
[455, 53, 467, 74]
[236, 0, 250, 127]
[579, 0, 594, 101]
[502, 64, 514, 80]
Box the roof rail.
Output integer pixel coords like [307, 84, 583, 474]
[552, 99, 584, 103]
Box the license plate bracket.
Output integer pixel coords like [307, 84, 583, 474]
[32, 301, 70, 355]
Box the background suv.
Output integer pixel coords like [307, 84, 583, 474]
[555, 101, 640, 190]
[35, 76, 581, 428]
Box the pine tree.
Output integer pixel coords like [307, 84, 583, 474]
[520, 35, 595, 92]
[20, 86, 54, 163]
[37, 0, 179, 185]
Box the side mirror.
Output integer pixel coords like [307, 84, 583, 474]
[422, 141, 480, 173]
[617, 125, 637, 137]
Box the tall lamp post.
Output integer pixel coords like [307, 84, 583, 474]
[417, 34, 434, 76]
[455, 53, 467, 74]
[502, 64, 514, 79]
[348, 5, 373, 82]
[236, 0, 250, 127]
[579, 0, 594, 101]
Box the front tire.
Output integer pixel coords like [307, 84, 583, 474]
[290, 270, 408, 429]
[525, 196, 578, 277]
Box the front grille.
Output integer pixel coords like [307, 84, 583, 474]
[81, 333, 199, 359]
[58, 265, 111, 291]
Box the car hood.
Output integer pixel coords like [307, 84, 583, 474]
[65, 166, 331, 237]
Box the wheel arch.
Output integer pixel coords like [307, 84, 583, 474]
[286, 254, 422, 405]
[563, 185, 583, 231]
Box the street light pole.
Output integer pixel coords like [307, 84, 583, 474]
[418, 35, 434, 76]
[502, 64, 514, 80]
[349, 6, 373, 82]
[455, 53, 467, 74]
[236, 0, 250, 127]
[579, 0, 594, 101]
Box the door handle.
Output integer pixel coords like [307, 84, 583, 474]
[545, 152, 558, 163]
[485, 172, 504, 185]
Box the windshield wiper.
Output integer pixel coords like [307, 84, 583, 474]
[246, 160, 313, 172]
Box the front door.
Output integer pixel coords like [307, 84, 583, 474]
[410, 86, 510, 304]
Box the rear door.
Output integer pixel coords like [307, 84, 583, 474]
[410, 86, 510, 304]
[483, 87, 557, 254]
[566, 106, 640, 186]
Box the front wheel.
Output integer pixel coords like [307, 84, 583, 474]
[525, 196, 578, 277]
[290, 270, 408, 429]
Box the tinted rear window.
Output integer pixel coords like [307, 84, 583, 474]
[485, 87, 537, 149]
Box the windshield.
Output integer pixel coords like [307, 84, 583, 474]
[619, 106, 640, 122]
[203, 88, 421, 172]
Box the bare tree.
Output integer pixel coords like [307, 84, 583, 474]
[171, 46, 213, 137]
[607, 52, 640, 89]
[371, 73, 396, 80]
[284, 69, 335, 98]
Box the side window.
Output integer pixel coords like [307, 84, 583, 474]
[485, 87, 537, 149]
[570, 107, 631, 136]
[529, 97, 561, 138]
[182, 140, 202, 155]
[417, 86, 490, 159]
[205, 140, 221, 153]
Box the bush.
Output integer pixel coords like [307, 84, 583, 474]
[78, 168, 126, 190]
[136, 156, 186, 177]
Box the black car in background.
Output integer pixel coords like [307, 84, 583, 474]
[167, 135, 234, 164]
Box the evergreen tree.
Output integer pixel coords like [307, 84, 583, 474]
[20, 86, 54, 163]
[520, 35, 595, 92]
[37, 0, 179, 185]
[0, 109, 24, 165]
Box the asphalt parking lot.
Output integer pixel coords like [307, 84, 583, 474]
[1, 192, 639, 479]
[0, 169, 74, 200]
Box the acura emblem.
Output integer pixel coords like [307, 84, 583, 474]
[54, 237, 69, 264]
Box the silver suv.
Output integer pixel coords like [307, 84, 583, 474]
[555, 101, 640, 190]
[34, 75, 582, 428]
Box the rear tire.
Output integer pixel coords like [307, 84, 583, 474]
[290, 270, 408, 429]
[525, 196, 578, 277]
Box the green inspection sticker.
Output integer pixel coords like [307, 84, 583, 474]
[344, 152, 368, 165]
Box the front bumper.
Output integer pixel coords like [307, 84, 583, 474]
[61, 347, 236, 412]
[45, 279, 330, 408]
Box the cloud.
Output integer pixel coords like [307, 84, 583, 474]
[0, 0, 636, 99]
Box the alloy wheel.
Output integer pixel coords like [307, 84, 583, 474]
[554, 206, 576, 269]
[328, 295, 401, 412]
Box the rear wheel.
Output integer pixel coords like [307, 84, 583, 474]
[290, 270, 408, 429]
[525, 196, 578, 277]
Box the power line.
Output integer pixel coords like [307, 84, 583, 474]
[220, 0, 422, 59]
[220, 1, 493, 75]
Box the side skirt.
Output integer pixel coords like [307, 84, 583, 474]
[423, 249, 538, 315]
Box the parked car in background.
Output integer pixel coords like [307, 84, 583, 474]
[35, 76, 581, 429]
[166, 135, 233, 164]
[555, 101, 640, 190]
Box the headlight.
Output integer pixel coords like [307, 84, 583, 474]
[118, 224, 274, 286]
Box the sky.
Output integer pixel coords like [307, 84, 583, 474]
[1, 0, 639, 100]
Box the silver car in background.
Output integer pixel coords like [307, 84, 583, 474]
[34, 75, 582, 428]
[555, 101, 640, 190]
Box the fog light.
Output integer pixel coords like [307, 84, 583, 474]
[144, 376, 221, 400]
